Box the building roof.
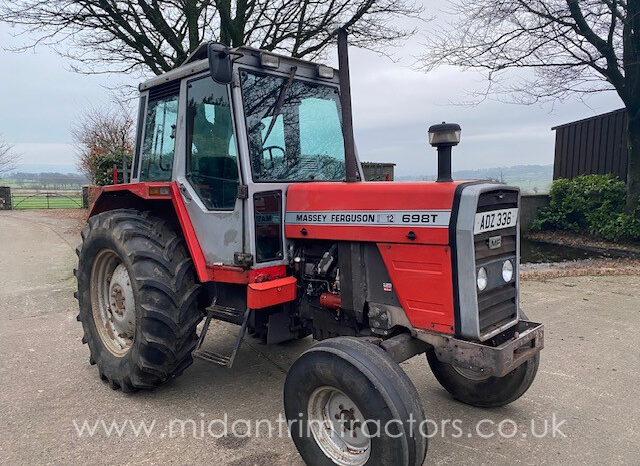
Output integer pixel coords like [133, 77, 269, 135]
[361, 162, 396, 167]
[551, 107, 625, 131]
[139, 42, 337, 91]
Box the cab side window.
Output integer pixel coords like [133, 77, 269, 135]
[186, 76, 239, 210]
[140, 88, 179, 181]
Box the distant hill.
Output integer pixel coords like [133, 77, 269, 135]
[3, 163, 554, 193]
[9, 163, 80, 174]
[0, 171, 89, 190]
[396, 164, 553, 193]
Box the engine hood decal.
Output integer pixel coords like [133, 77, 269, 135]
[285, 210, 451, 227]
[284, 181, 466, 244]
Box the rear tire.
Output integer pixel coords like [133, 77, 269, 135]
[426, 349, 539, 408]
[75, 209, 203, 391]
[284, 337, 427, 466]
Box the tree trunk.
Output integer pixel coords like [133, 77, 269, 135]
[627, 112, 640, 213]
[624, 0, 640, 214]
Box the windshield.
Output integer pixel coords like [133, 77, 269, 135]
[240, 70, 346, 182]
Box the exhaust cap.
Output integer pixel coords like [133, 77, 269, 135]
[428, 122, 461, 183]
[428, 122, 461, 147]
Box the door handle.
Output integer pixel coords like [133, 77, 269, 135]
[178, 183, 192, 201]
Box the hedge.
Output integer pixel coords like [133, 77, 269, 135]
[91, 150, 132, 186]
[532, 174, 640, 241]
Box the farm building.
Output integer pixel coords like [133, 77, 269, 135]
[552, 108, 628, 182]
[361, 162, 396, 181]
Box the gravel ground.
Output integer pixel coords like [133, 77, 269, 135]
[521, 230, 640, 279]
[1, 209, 639, 465]
[521, 258, 640, 280]
[524, 230, 640, 254]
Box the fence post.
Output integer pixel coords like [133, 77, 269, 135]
[122, 157, 129, 183]
[82, 186, 89, 209]
[0, 186, 11, 210]
[46, 192, 50, 209]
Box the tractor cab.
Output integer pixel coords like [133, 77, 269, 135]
[129, 42, 360, 268]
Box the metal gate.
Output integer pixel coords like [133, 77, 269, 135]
[10, 192, 83, 210]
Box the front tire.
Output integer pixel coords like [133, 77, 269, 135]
[426, 349, 539, 408]
[284, 337, 427, 466]
[75, 209, 203, 391]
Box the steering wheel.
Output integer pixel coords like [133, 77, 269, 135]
[262, 145, 285, 165]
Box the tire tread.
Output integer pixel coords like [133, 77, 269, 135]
[76, 209, 202, 392]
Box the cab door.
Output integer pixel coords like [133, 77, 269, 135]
[174, 74, 245, 266]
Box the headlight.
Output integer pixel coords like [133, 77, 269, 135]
[317, 64, 334, 79]
[502, 260, 514, 282]
[260, 52, 279, 69]
[477, 267, 487, 291]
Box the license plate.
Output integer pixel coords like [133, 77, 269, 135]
[474, 208, 518, 234]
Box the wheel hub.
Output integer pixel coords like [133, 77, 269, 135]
[90, 250, 136, 356]
[307, 387, 371, 466]
[453, 365, 491, 381]
[111, 285, 125, 316]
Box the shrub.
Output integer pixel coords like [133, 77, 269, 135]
[90, 150, 133, 186]
[532, 174, 640, 241]
[595, 207, 640, 241]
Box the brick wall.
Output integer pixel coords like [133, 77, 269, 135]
[520, 194, 550, 232]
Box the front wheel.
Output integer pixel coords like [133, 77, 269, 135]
[426, 349, 539, 408]
[284, 337, 427, 466]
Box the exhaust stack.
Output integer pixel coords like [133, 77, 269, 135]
[428, 122, 461, 183]
[337, 28, 359, 183]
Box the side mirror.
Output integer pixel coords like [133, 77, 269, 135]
[208, 43, 232, 84]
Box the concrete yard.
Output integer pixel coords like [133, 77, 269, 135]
[0, 209, 638, 465]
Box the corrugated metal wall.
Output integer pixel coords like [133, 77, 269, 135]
[553, 108, 628, 182]
[361, 162, 395, 181]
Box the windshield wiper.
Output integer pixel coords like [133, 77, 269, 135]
[262, 66, 297, 144]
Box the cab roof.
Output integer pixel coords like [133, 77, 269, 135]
[139, 42, 339, 92]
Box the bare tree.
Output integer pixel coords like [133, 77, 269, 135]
[422, 0, 640, 212]
[0, 0, 422, 76]
[72, 104, 134, 183]
[0, 137, 19, 177]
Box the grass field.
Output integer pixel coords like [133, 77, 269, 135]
[11, 194, 83, 210]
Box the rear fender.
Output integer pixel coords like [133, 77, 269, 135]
[88, 182, 287, 287]
[89, 182, 210, 282]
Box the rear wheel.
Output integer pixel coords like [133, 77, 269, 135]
[426, 349, 539, 408]
[284, 337, 427, 466]
[75, 209, 203, 391]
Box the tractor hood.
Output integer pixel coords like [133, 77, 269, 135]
[285, 181, 467, 245]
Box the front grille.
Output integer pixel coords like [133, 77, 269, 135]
[476, 189, 519, 212]
[474, 189, 519, 337]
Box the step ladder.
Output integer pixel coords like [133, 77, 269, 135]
[193, 299, 250, 368]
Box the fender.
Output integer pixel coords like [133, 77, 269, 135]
[88, 182, 285, 284]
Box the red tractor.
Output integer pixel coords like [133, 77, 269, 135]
[75, 30, 543, 465]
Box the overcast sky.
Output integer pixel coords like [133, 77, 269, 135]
[0, 3, 623, 177]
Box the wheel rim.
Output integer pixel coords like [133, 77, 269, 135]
[90, 249, 136, 357]
[453, 365, 491, 381]
[307, 386, 371, 466]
